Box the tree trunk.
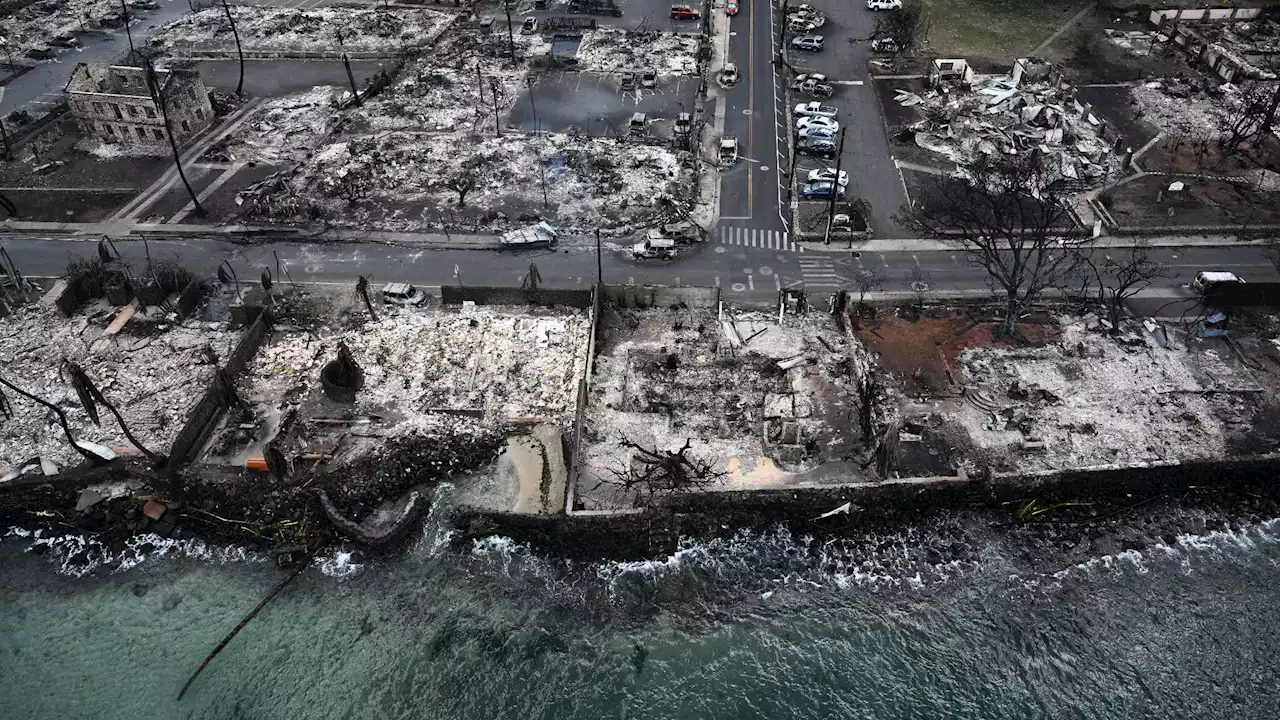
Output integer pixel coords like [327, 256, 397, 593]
[221, 0, 245, 96]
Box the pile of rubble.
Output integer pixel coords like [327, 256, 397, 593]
[1130, 79, 1230, 140]
[0, 0, 116, 59]
[239, 304, 590, 425]
[353, 31, 543, 133]
[206, 87, 342, 165]
[246, 130, 684, 233]
[151, 7, 454, 53]
[954, 316, 1260, 473]
[0, 302, 235, 471]
[574, 29, 701, 76]
[897, 61, 1116, 183]
[578, 307, 854, 507]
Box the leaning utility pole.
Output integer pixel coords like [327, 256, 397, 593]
[595, 228, 603, 284]
[120, 0, 135, 57]
[336, 31, 361, 107]
[823, 127, 846, 246]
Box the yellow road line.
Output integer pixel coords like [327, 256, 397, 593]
[747, 0, 755, 213]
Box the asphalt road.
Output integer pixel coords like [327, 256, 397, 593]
[4, 236, 1276, 312]
[719, 0, 785, 234]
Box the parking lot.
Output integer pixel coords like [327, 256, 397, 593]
[780, 1, 911, 238]
[508, 71, 697, 139]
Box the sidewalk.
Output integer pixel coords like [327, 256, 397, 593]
[796, 234, 1270, 253]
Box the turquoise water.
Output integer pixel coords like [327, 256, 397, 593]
[3, 513, 1280, 720]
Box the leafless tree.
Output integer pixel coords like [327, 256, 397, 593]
[599, 435, 724, 501]
[900, 154, 1084, 338]
[1085, 242, 1168, 336]
[873, 0, 930, 55]
[0, 374, 105, 465]
[220, 0, 245, 96]
[143, 59, 204, 216]
[1221, 81, 1275, 155]
[446, 168, 479, 208]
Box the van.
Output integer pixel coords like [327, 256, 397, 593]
[632, 237, 678, 259]
[1191, 271, 1243, 294]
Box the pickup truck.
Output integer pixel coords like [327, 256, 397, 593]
[501, 221, 558, 248]
[794, 101, 838, 118]
[632, 237, 678, 259]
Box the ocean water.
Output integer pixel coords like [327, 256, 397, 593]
[2, 511, 1280, 720]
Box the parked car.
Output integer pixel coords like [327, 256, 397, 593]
[619, 71, 638, 91]
[641, 69, 657, 89]
[98, 11, 123, 27]
[719, 62, 739, 85]
[791, 35, 824, 52]
[797, 139, 837, 158]
[629, 112, 648, 136]
[1191, 271, 1245, 294]
[25, 45, 55, 60]
[794, 101, 838, 118]
[128, 0, 158, 8]
[798, 126, 838, 141]
[718, 136, 739, 167]
[867, 0, 901, 9]
[807, 168, 849, 187]
[381, 283, 427, 306]
[801, 180, 844, 200]
[670, 4, 701, 19]
[632, 237, 678, 259]
[788, 17, 823, 32]
[726, 0, 739, 15]
[674, 112, 692, 135]
[479, 16, 495, 34]
[49, 34, 79, 48]
[796, 115, 838, 132]
[647, 221, 702, 244]
[520, 17, 538, 34]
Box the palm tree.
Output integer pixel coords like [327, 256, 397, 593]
[62, 360, 165, 464]
[220, 0, 245, 96]
[142, 59, 204, 216]
[0, 374, 105, 464]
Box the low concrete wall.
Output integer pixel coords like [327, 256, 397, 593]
[599, 284, 720, 309]
[165, 310, 273, 471]
[439, 286, 593, 308]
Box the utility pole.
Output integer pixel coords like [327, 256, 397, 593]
[336, 32, 361, 107]
[475, 61, 484, 120]
[489, 76, 501, 137]
[538, 144, 549, 208]
[0, 113, 11, 162]
[595, 229, 602, 284]
[120, 0, 134, 57]
[785, 140, 798, 205]
[526, 75, 538, 136]
[823, 127, 846, 246]
[504, 0, 516, 60]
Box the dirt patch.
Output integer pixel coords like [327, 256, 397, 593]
[857, 310, 1059, 396]
[920, 0, 1083, 61]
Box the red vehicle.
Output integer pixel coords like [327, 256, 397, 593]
[726, 0, 738, 15]
[670, 4, 702, 19]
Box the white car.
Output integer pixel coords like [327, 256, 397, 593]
[867, 0, 901, 9]
[796, 115, 838, 132]
[797, 125, 838, 141]
[794, 101, 838, 118]
[807, 168, 849, 187]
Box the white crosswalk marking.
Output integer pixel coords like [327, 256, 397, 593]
[797, 256, 845, 289]
[717, 225, 797, 252]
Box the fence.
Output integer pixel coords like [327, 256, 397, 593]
[439, 286, 593, 308]
[598, 283, 720, 309]
[1150, 7, 1263, 24]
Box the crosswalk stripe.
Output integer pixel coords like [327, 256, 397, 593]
[717, 226, 799, 252]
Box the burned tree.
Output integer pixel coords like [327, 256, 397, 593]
[1221, 81, 1276, 155]
[143, 59, 204, 217]
[1086, 242, 1167, 336]
[220, 0, 245, 96]
[601, 436, 723, 501]
[0, 374, 106, 465]
[901, 154, 1083, 338]
[873, 0, 930, 55]
[355, 275, 377, 320]
[62, 360, 165, 464]
[446, 168, 479, 208]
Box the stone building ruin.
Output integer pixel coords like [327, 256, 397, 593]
[65, 63, 214, 148]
